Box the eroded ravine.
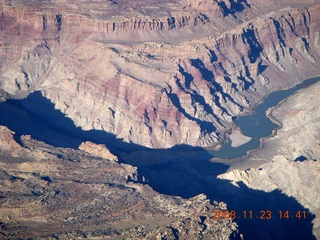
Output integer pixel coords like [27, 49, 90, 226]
[1, 0, 320, 239]
[1, 1, 320, 149]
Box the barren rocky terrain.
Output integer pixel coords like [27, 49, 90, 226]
[0, 0, 320, 239]
[1, 0, 320, 148]
[0, 126, 239, 239]
[219, 81, 320, 239]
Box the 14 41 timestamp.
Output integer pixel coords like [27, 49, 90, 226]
[212, 210, 307, 220]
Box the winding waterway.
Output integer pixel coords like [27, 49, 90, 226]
[0, 76, 319, 161]
[208, 76, 320, 159]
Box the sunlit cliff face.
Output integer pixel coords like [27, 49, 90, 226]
[1, 0, 320, 149]
[0, 1, 320, 239]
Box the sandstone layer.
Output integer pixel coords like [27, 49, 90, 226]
[218, 81, 320, 238]
[0, 0, 320, 148]
[0, 125, 239, 239]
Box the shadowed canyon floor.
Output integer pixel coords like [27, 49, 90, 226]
[0, 0, 320, 239]
[0, 80, 319, 239]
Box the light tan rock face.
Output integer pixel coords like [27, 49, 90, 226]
[218, 82, 320, 238]
[0, 125, 239, 239]
[1, 0, 320, 148]
[78, 141, 118, 161]
[256, 81, 320, 161]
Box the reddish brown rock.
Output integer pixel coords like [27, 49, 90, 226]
[0, 0, 320, 149]
[0, 125, 239, 239]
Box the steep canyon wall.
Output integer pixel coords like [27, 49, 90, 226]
[0, 0, 320, 148]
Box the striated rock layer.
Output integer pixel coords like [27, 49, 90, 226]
[0, 125, 239, 239]
[218, 81, 320, 238]
[1, 0, 320, 148]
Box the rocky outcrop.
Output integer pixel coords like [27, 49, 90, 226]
[249, 81, 320, 162]
[0, 125, 238, 239]
[78, 141, 118, 161]
[218, 81, 320, 238]
[0, 0, 320, 148]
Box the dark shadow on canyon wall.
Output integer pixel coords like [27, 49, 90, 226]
[134, 150, 315, 240]
[0, 91, 146, 153]
[0, 91, 316, 240]
[217, 0, 250, 17]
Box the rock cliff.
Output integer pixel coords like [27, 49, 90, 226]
[0, 125, 239, 239]
[218, 81, 320, 238]
[1, 0, 320, 148]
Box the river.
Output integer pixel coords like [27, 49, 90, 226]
[0, 76, 319, 162]
[207, 76, 320, 159]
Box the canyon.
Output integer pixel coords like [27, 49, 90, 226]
[1, 0, 320, 148]
[219, 81, 320, 239]
[0, 125, 239, 239]
[0, 0, 320, 239]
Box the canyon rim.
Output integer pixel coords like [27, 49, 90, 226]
[0, 0, 320, 239]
